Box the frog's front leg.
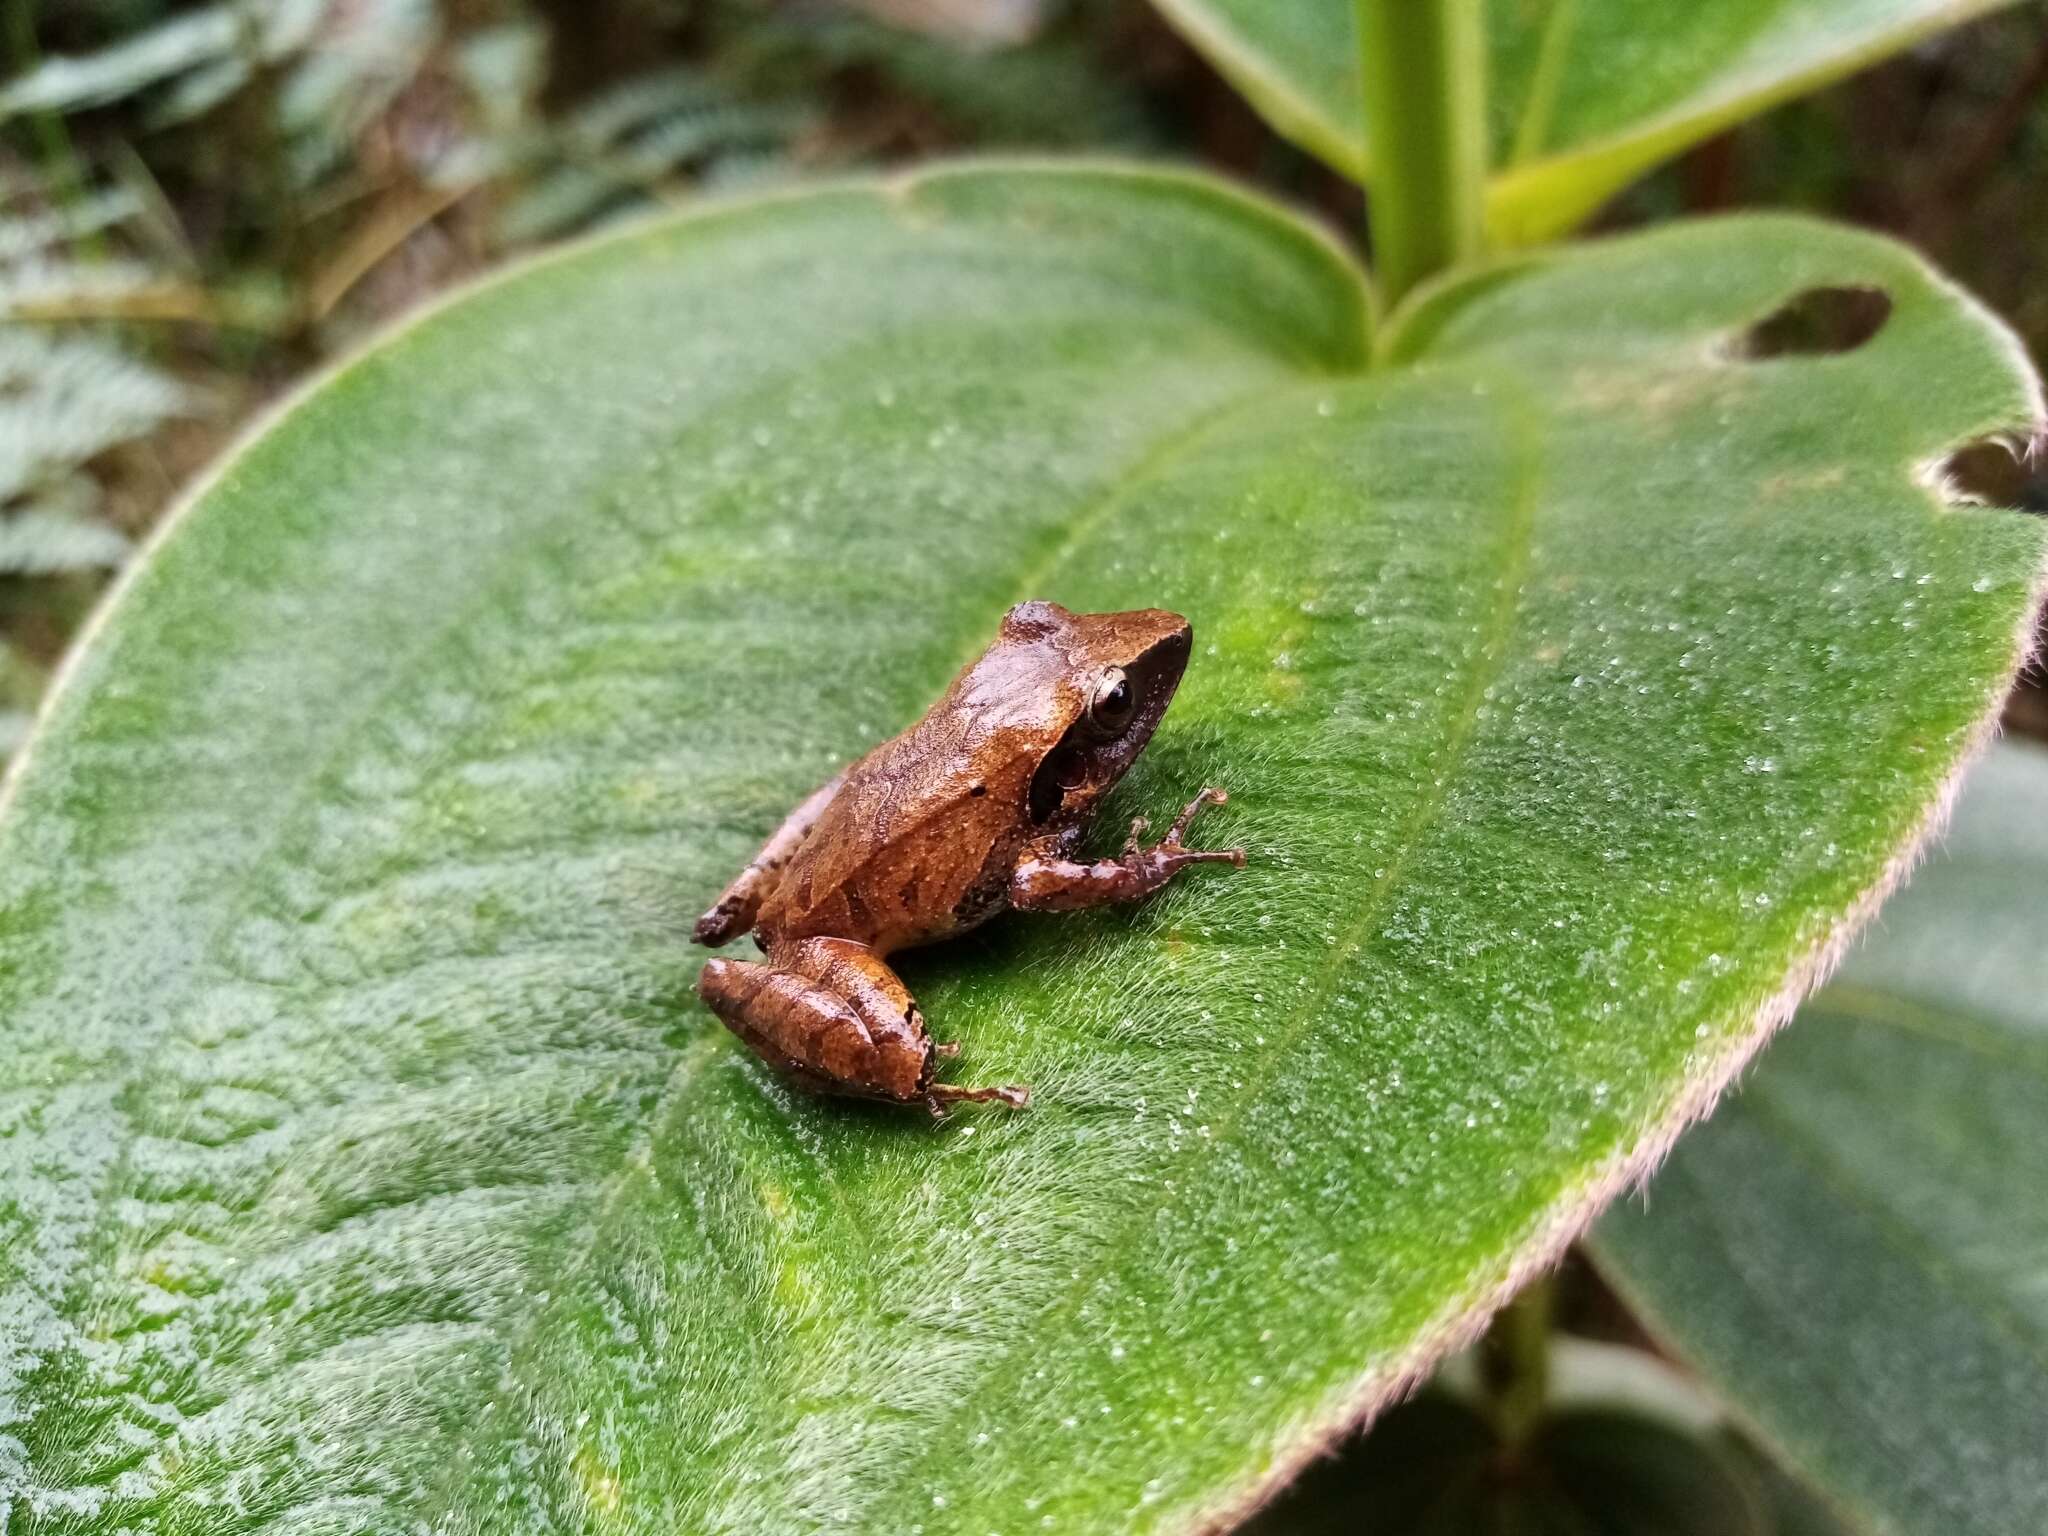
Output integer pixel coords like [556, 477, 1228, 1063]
[697, 936, 1028, 1113]
[1009, 787, 1244, 912]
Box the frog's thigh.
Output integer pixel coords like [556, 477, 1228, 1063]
[777, 937, 925, 1041]
[698, 957, 875, 1084]
[698, 944, 930, 1102]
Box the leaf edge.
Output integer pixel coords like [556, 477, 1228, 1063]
[1142, 0, 2027, 242]
[1485, 0, 2027, 243]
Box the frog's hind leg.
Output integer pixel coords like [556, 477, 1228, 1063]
[696, 950, 913, 1101]
[697, 937, 1027, 1112]
[924, 1080, 1030, 1117]
[693, 769, 847, 946]
[777, 936, 924, 1040]
[779, 939, 1029, 1114]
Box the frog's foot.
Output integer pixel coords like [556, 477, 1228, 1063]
[933, 1040, 961, 1059]
[1122, 817, 1150, 857]
[926, 1081, 1031, 1118]
[1010, 789, 1244, 914]
[1115, 787, 1245, 882]
[692, 895, 750, 947]
[1163, 787, 1242, 861]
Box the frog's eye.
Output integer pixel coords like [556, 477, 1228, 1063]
[1085, 667, 1135, 736]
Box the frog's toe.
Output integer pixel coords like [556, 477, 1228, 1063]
[927, 1081, 1031, 1112]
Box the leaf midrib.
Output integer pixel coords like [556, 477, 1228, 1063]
[837, 369, 1545, 1523]
[395, 367, 1374, 1531]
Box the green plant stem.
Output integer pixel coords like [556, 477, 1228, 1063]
[1356, 0, 1487, 306]
[1480, 1273, 1553, 1448]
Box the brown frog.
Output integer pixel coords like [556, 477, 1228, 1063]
[694, 600, 1244, 1114]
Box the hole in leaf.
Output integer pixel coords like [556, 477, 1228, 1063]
[1732, 285, 1893, 358]
[1929, 433, 2048, 512]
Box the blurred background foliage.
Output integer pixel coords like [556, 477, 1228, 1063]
[1, 1, 2044, 1528]
[4, 1, 2045, 758]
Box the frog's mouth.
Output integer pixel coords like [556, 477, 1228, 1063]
[1028, 623, 1192, 824]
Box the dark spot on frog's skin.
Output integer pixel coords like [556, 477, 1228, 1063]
[969, 784, 986, 797]
[898, 877, 921, 909]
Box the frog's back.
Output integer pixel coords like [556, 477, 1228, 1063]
[756, 719, 1041, 952]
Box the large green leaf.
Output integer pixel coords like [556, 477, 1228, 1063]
[1593, 740, 2048, 1536]
[1150, 0, 2022, 240]
[0, 164, 2041, 1532]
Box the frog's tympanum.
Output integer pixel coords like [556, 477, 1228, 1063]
[694, 600, 1244, 1114]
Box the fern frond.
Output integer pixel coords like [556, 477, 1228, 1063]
[0, 189, 144, 264]
[0, 9, 237, 117]
[0, 330, 184, 503]
[490, 66, 815, 246]
[624, 102, 810, 176]
[3, 0, 438, 197]
[699, 149, 798, 193]
[0, 506, 134, 575]
[279, 0, 440, 185]
[564, 68, 732, 149]
[451, 21, 548, 137]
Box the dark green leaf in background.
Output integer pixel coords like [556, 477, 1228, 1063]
[1240, 1324, 1870, 1534]
[1243, 1392, 1776, 1536]
[1245, 1392, 1777, 1536]
[1595, 740, 2048, 1536]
